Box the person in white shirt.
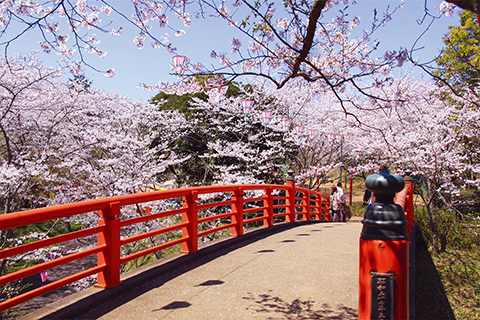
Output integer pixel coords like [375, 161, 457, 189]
[336, 182, 346, 221]
[330, 187, 342, 222]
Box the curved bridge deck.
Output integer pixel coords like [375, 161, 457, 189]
[24, 219, 362, 320]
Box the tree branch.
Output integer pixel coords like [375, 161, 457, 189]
[279, 0, 327, 88]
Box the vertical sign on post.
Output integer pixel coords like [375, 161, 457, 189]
[371, 272, 396, 319]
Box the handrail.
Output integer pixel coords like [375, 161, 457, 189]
[0, 182, 330, 312]
[394, 182, 414, 237]
[394, 178, 416, 319]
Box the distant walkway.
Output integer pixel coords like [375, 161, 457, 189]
[25, 219, 363, 320]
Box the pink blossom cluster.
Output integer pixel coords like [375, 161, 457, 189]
[437, 1, 457, 16]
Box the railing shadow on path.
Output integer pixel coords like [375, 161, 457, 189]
[241, 291, 358, 320]
[24, 220, 358, 320]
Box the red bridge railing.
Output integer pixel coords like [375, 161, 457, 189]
[395, 174, 416, 319]
[0, 182, 330, 312]
[395, 178, 415, 239]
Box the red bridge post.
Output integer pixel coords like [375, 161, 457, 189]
[264, 186, 274, 227]
[285, 170, 296, 222]
[97, 202, 121, 288]
[181, 191, 199, 253]
[404, 169, 416, 319]
[231, 187, 244, 236]
[404, 170, 414, 239]
[359, 166, 409, 319]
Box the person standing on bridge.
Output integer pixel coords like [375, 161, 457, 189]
[330, 187, 342, 222]
[336, 182, 346, 222]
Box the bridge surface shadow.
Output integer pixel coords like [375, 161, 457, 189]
[243, 290, 358, 319]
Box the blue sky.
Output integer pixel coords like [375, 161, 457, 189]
[1, 0, 460, 101]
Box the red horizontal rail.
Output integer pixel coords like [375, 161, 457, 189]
[1, 265, 105, 311]
[198, 223, 236, 238]
[0, 225, 105, 260]
[120, 237, 187, 265]
[0, 246, 106, 286]
[243, 196, 266, 203]
[197, 199, 236, 211]
[243, 206, 267, 215]
[273, 212, 288, 218]
[198, 212, 234, 224]
[0, 183, 330, 312]
[120, 222, 189, 246]
[244, 215, 267, 224]
[121, 207, 187, 227]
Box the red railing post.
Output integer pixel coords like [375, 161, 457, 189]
[359, 166, 409, 319]
[316, 194, 322, 220]
[304, 191, 311, 221]
[181, 191, 199, 253]
[264, 187, 274, 227]
[97, 201, 121, 288]
[406, 170, 416, 319]
[231, 187, 244, 236]
[326, 195, 332, 221]
[349, 176, 353, 206]
[312, 193, 319, 220]
[320, 195, 327, 221]
[285, 170, 296, 222]
[404, 171, 414, 238]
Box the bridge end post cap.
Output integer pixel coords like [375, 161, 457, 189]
[286, 170, 295, 183]
[362, 165, 408, 241]
[404, 169, 413, 183]
[365, 165, 405, 195]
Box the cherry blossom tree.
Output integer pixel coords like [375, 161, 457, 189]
[152, 78, 362, 189]
[257, 81, 354, 187]
[151, 82, 295, 186]
[0, 53, 191, 300]
[338, 73, 480, 254]
[0, 54, 189, 214]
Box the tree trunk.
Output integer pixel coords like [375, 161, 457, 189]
[64, 221, 72, 233]
[426, 204, 440, 255]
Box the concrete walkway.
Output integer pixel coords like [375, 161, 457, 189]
[25, 219, 362, 320]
